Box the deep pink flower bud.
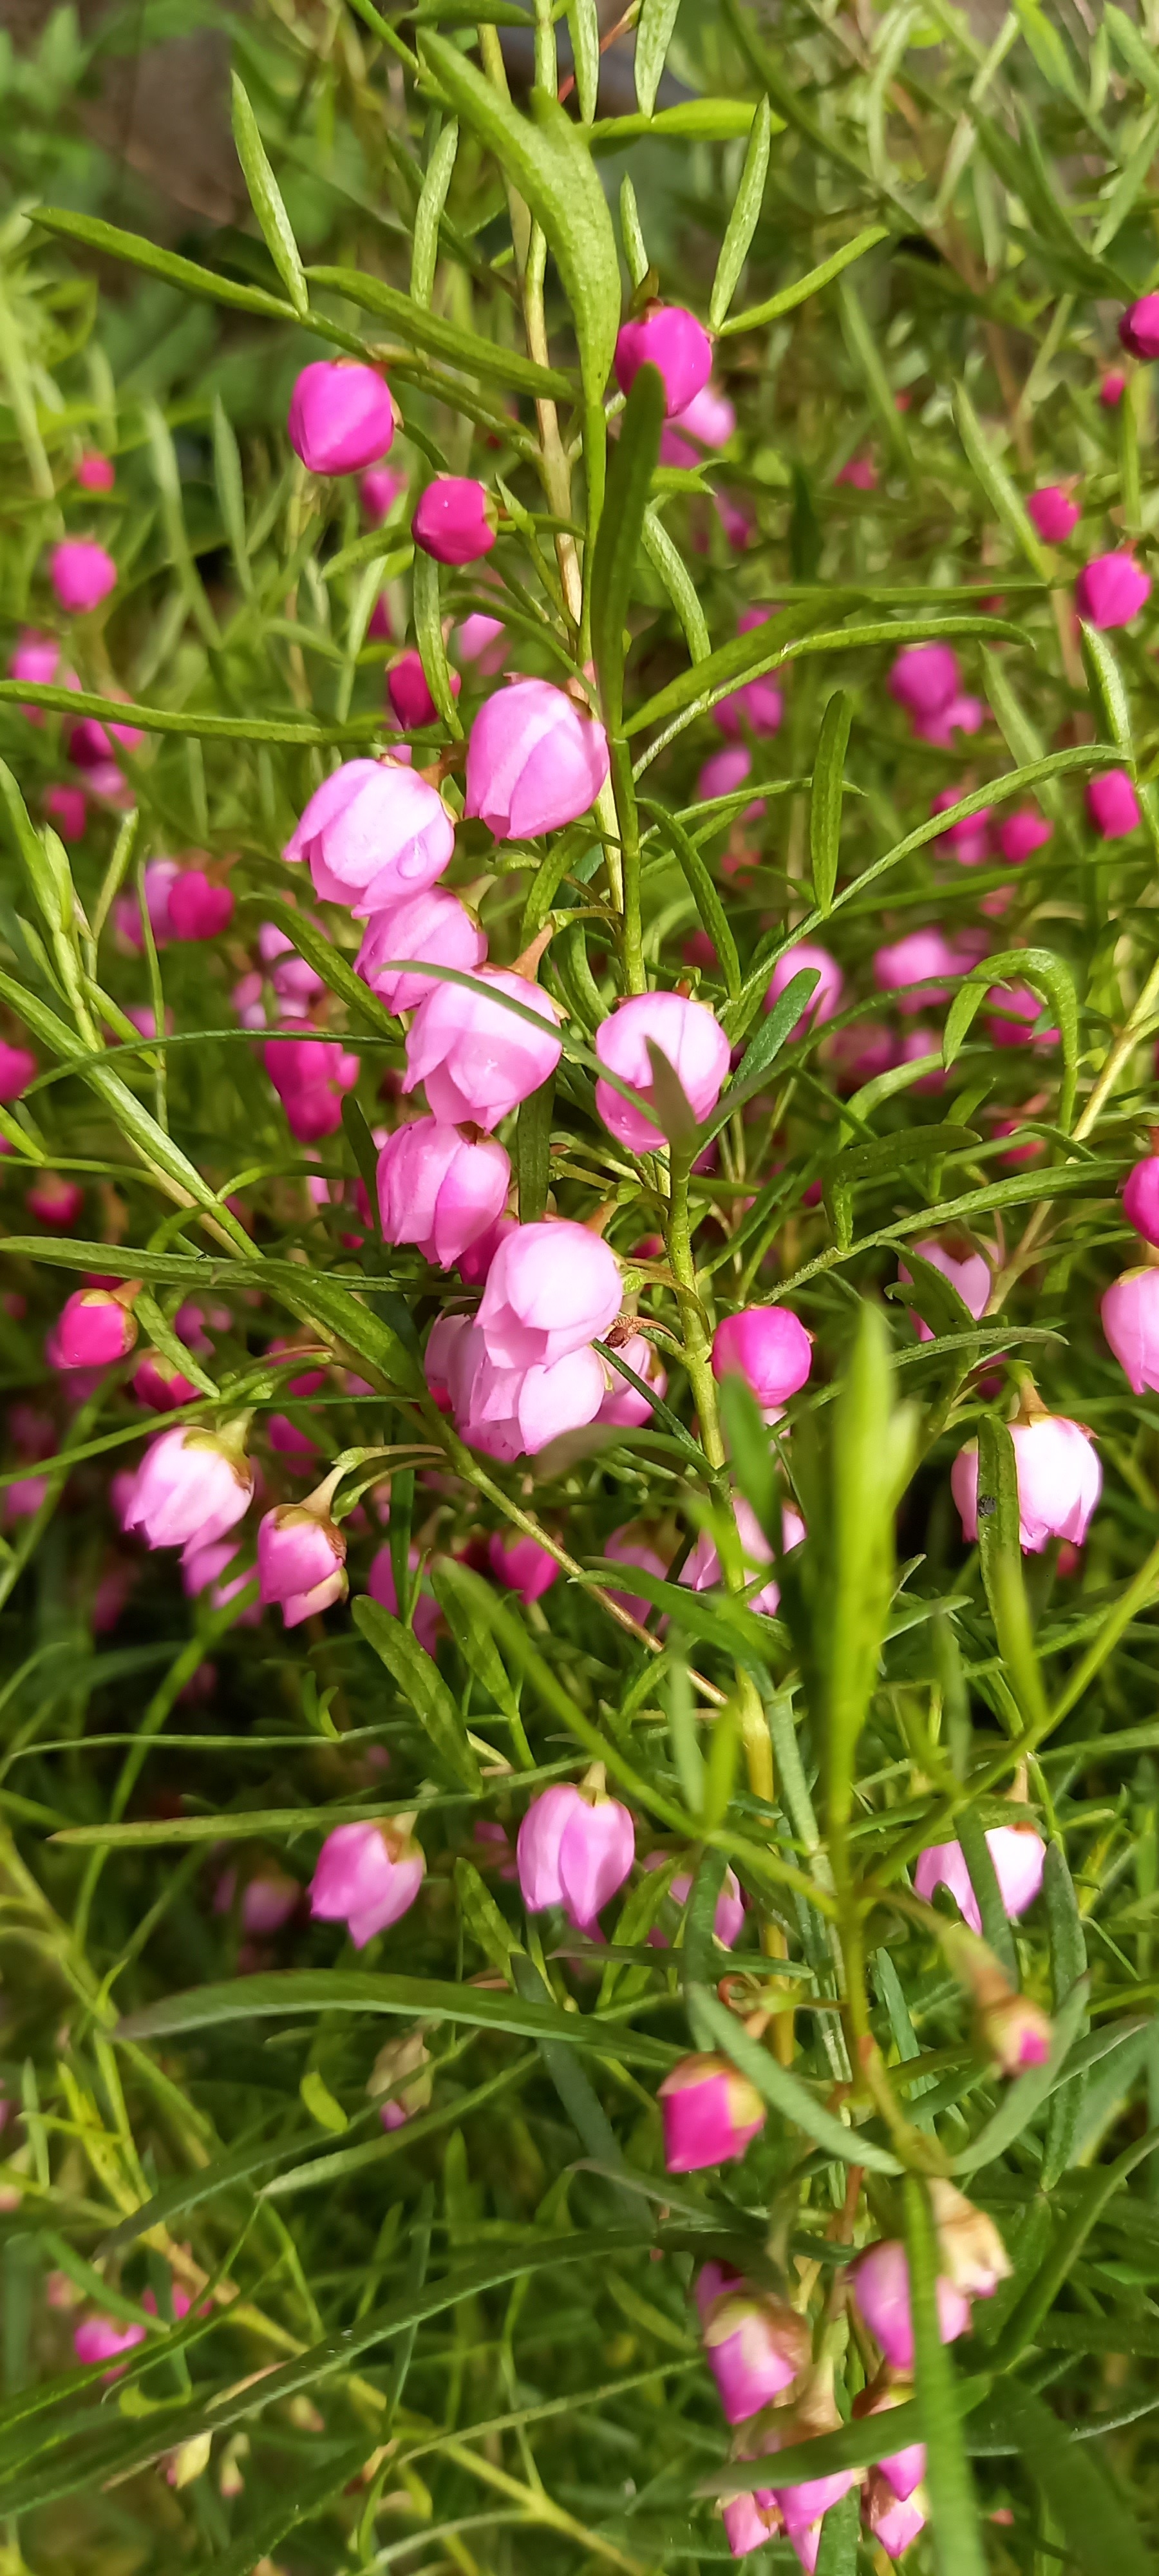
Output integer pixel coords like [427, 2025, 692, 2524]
[310, 1816, 424, 1946]
[1102, 1265, 1159, 1391]
[1076, 550, 1151, 629]
[288, 361, 395, 475]
[594, 992, 730, 1152]
[478, 1218, 621, 1368]
[1120, 294, 1159, 360]
[1086, 768, 1140, 837]
[702, 2291, 809, 2423]
[951, 1415, 1101, 1553]
[114, 857, 178, 951]
[658, 2051, 765, 2172]
[932, 787, 991, 866]
[44, 784, 86, 840]
[915, 1823, 1046, 1932]
[615, 305, 712, 415]
[850, 2240, 970, 2374]
[887, 641, 959, 719]
[74, 2314, 147, 2377]
[764, 941, 843, 1028]
[466, 677, 609, 838]
[123, 1423, 254, 1552]
[695, 743, 762, 817]
[1100, 371, 1127, 408]
[855, 2390, 926, 2504]
[388, 647, 461, 731]
[1123, 1158, 1159, 1246]
[866, 2479, 926, 2560]
[284, 756, 455, 916]
[487, 1530, 559, 1602]
[715, 620, 784, 740]
[50, 538, 117, 612]
[168, 868, 234, 940]
[1026, 484, 1079, 542]
[683, 1496, 805, 1619]
[898, 1236, 990, 1341]
[404, 967, 561, 1130]
[836, 451, 876, 490]
[914, 690, 986, 748]
[361, 464, 405, 524]
[0, 1040, 36, 1101]
[712, 1306, 812, 1414]
[356, 886, 486, 1013]
[663, 381, 735, 458]
[133, 1349, 200, 1410]
[215, 1864, 299, 1934]
[597, 1330, 668, 1427]
[872, 927, 965, 1009]
[69, 701, 144, 765]
[516, 1772, 634, 1927]
[413, 477, 498, 565]
[76, 451, 115, 492]
[456, 611, 506, 672]
[259, 1497, 347, 1628]
[997, 805, 1051, 864]
[26, 1171, 83, 1227]
[55, 1287, 137, 1370]
[645, 1850, 743, 1947]
[377, 1117, 510, 1269]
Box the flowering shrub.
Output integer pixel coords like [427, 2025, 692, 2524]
[3, 3, 1159, 2568]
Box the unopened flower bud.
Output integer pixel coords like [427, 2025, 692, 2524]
[928, 2179, 1012, 2298]
[657, 2052, 766, 2174]
[368, 2029, 432, 2129]
[702, 2288, 810, 2423]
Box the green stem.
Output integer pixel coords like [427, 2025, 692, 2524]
[609, 734, 644, 994]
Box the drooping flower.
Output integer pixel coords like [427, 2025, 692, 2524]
[516, 1771, 635, 1929]
[702, 2288, 810, 2424]
[950, 1416, 1100, 1553]
[487, 1530, 559, 1602]
[614, 304, 713, 416]
[1026, 484, 1079, 542]
[413, 476, 497, 565]
[309, 1817, 424, 1946]
[284, 757, 455, 915]
[403, 967, 561, 1130]
[657, 2052, 766, 2173]
[465, 678, 609, 838]
[356, 886, 486, 1014]
[52, 1287, 137, 1370]
[914, 1824, 1046, 1933]
[1101, 1267, 1159, 1393]
[123, 1424, 254, 1553]
[258, 1495, 348, 1629]
[712, 1306, 812, 1416]
[478, 1219, 621, 1368]
[377, 1119, 511, 1270]
[594, 992, 730, 1152]
[1076, 551, 1151, 629]
[849, 2240, 971, 2374]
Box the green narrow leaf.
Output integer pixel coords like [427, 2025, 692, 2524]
[645, 1036, 699, 1151]
[634, 0, 681, 117]
[715, 966, 819, 1106]
[1006, 2386, 1151, 2576]
[619, 173, 650, 287]
[904, 2175, 988, 2576]
[1041, 1842, 1089, 2187]
[974, 1417, 1050, 1734]
[133, 1291, 218, 1401]
[411, 118, 459, 305]
[809, 688, 851, 916]
[590, 363, 666, 733]
[230, 73, 308, 319]
[815, 2486, 860, 2576]
[511, 1953, 634, 2185]
[35, 204, 296, 322]
[212, 396, 254, 599]
[957, 1808, 1018, 1982]
[709, 96, 771, 329]
[1080, 621, 1159, 857]
[341, 1095, 384, 1244]
[950, 1984, 1088, 2178]
[516, 1072, 554, 1223]
[955, 383, 1055, 580]
[306, 262, 573, 401]
[117, 1971, 679, 2067]
[567, 0, 599, 123]
[428, 1557, 523, 1730]
[719, 223, 889, 339]
[692, 1988, 902, 2172]
[412, 547, 464, 737]
[1106, 1, 1159, 101]
[641, 508, 711, 666]
[252, 893, 400, 1043]
[352, 1598, 482, 1790]
[640, 798, 740, 999]
[145, 402, 220, 651]
[454, 1856, 521, 1974]
[822, 1302, 908, 1871]
[838, 273, 912, 466]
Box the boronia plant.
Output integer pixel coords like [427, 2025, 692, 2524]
[3, 0, 1159, 2568]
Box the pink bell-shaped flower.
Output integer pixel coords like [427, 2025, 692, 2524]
[377, 1118, 510, 1271]
[167, 867, 234, 940]
[1086, 768, 1140, 838]
[887, 641, 959, 721]
[466, 677, 609, 838]
[764, 941, 843, 1027]
[722, 2494, 777, 2559]
[644, 1851, 743, 1947]
[413, 476, 497, 565]
[74, 2313, 147, 2378]
[487, 1530, 559, 1602]
[614, 303, 713, 416]
[849, 2240, 970, 2374]
[284, 757, 455, 916]
[310, 1816, 424, 1947]
[478, 1218, 621, 1368]
[865, 2476, 926, 2560]
[1120, 294, 1159, 359]
[288, 361, 396, 474]
[1102, 1266, 1159, 1392]
[1076, 550, 1151, 629]
[914, 1822, 1046, 1933]
[712, 1305, 812, 1415]
[594, 992, 730, 1152]
[50, 538, 117, 612]
[951, 1414, 1100, 1553]
[1123, 1158, 1159, 1247]
[388, 647, 461, 731]
[1026, 484, 1079, 543]
[702, 2289, 809, 2423]
[123, 1423, 254, 1553]
[258, 1488, 348, 1629]
[658, 2050, 766, 2172]
[516, 1769, 634, 1928]
[356, 886, 486, 1014]
[403, 966, 561, 1131]
[682, 1495, 805, 1619]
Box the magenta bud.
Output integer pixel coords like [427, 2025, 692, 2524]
[645, 1852, 743, 1947]
[361, 464, 405, 524]
[703, 2291, 809, 2423]
[1086, 768, 1140, 838]
[657, 2052, 766, 2173]
[696, 743, 762, 815]
[711, 1305, 812, 1413]
[1123, 1157, 1159, 1246]
[764, 941, 843, 1028]
[985, 981, 1057, 1048]
[413, 476, 498, 565]
[284, 756, 455, 916]
[310, 1816, 424, 1946]
[478, 1218, 621, 1368]
[377, 1117, 511, 1269]
[356, 884, 486, 1014]
[258, 1497, 347, 1629]
[1120, 294, 1159, 361]
[50, 538, 117, 613]
[55, 1287, 137, 1370]
[487, 1530, 560, 1602]
[466, 677, 610, 838]
[44, 784, 87, 840]
[850, 2240, 970, 2374]
[952, 1414, 1100, 1554]
[997, 805, 1051, 864]
[133, 1350, 200, 1410]
[1100, 371, 1127, 408]
[26, 1172, 83, 1228]
[614, 304, 713, 416]
[76, 451, 116, 492]
[388, 646, 461, 732]
[914, 1823, 1046, 1933]
[898, 1237, 990, 1341]
[1102, 1264, 1159, 1392]
[123, 1423, 254, 1553]
[288, 361, 395, 475]
[1026, 484, 1079, 543]
[74, 2314, 147, 2378]
[887, 641, 959, 719]
[168, 868, 234, 940]
[404, 968, 562, 1131]
[1076, 549, 1151, 629]
[594, 991, 731, 1152]
[872, 927, 965, 1008]
[0, 1040, 37, 1102]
